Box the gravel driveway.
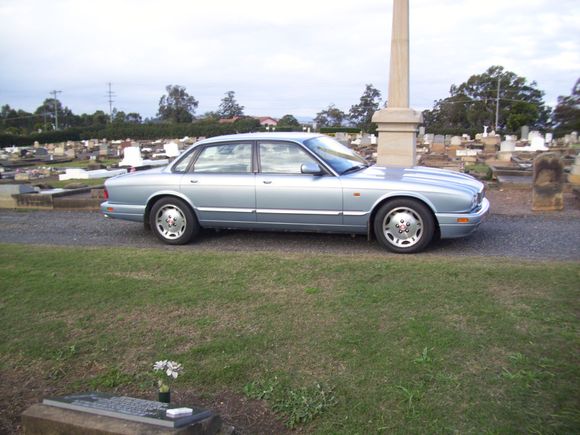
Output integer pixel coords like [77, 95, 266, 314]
[0, 209, 578, 260]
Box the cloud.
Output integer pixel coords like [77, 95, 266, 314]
[0, 0, 578, 117]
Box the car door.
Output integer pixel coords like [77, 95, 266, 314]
[255, 140, 343, 228]
[180, 141, 256, 225]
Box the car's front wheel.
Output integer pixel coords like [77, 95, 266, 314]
[374, 199, 434, 254]
[150, 197, 199, 245]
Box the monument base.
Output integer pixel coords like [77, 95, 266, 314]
[372, 108, 422, 167]
[22, 403, 223, 435]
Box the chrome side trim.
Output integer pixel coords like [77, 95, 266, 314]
[343, 211, 368, 217]
[197, 207, 255, 214]
[256, 209, 341, 216]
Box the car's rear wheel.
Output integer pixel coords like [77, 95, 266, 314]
[150, 197, 198, 245]
[374, 199, 434, 254]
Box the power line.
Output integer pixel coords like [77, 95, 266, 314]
[106, 82, 116, 122]
[49, 90, 62, 130]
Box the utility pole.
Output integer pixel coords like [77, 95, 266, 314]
[50, 90, 62, 130]
[107, 82, 116, 123]
[495, 78, 501, 132]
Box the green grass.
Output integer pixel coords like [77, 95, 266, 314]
[465, 163, 492, 179]
[39, 178, 107, 189]
[48, 158, 120, 168]
[0, 244, 578, 433]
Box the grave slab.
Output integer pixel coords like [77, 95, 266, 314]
[23, 392, 222, 435]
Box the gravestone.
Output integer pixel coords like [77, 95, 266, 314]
[532, 153, 564, 211]
[521, 125, 529, 140]
[35, 147, 48, 157]
[450, 136, 462, 146]
[568, 154, 580, 186]
[431, 135, 445, 153]
[23, 392, 222, 434]
[164, 142, 180, 158]
[334, 132, 349, 146]
[529, 132, 548, 151]
[99, 143, 109, 157]
[571, 131, 578, 144]
[120, 146, 144, 167]
[360, 134, 372, 146]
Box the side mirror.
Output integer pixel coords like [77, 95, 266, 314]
[300, 163, 323, 175]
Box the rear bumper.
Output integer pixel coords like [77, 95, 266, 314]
[436, 198, 490, 239]
[100, 201, 145, 223]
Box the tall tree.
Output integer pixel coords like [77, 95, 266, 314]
[422, 66, 550, 134]
[277, 114, 300, 128]
[158, 85, 199, 123]
[34, 98, 74, 130]
[218, 91, 244, 118]
[552, 78, 580, 135]
[0, 105, 35, 134]
[314, 104, 345, 128]
[349, 84, 382, 132]
[125, 112, 143, 124]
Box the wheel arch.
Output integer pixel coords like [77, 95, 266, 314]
[367, 194, 440, 241]
[144, 192, 199, 230]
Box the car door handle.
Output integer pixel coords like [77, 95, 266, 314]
[190, 179, 199, 184]
[263, 180, 272, 184]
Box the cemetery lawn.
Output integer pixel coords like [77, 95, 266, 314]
[1, 244, 578, 434]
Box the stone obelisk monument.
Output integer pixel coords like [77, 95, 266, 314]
[372, 0, 422, 167]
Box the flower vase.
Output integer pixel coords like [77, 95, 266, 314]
[158, 390, 171, 403]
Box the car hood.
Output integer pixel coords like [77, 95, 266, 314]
[350, 165, 483, 192]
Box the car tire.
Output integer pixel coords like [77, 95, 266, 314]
[150, 197, 199, 245]
[374, 199, 434, 254]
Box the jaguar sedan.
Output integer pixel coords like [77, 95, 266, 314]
[101, 133, 489, 253]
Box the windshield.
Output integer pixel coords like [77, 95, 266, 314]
[303, 136, 368, 174]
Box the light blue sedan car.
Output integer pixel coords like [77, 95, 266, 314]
[102, 133, 489, 253]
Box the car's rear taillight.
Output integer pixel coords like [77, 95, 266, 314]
[103, 187, 109, 200]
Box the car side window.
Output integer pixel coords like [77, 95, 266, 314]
[259, 142, 317, 174]
[193, 142, 252, 173]
[172, 150, 196, 173]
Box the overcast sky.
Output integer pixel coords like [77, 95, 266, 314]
[0, 0, 578, 120]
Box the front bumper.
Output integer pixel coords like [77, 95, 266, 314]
[436, 198, 490, 239]
[100, 201, 145, 223]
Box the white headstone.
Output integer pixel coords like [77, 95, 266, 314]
[450, 136, 462, 146]
[500, 140, 516, 152]
[119, 146, 143, 167]
[164, 142, 180, 158]
[483, 126, 489, 138]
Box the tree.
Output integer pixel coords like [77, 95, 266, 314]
[277, 114, 300, 128]
[1, 105, 35, 134]
[314, 104, 346, 128]
[158, 85, 199, 123]
[111, 109, 127, 124]
[125, 112, 142, 124]
[34, 98, 74, 130]
[422, 66, 550, 134]
[552, 78, 580, 135]
[218, 91, 244, 118]
[349, 84, 382, 132]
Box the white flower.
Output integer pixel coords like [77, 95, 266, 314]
[153, 360, 183, 379]
[153, 360, 168, 372]
[165, 361, 183, 379]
